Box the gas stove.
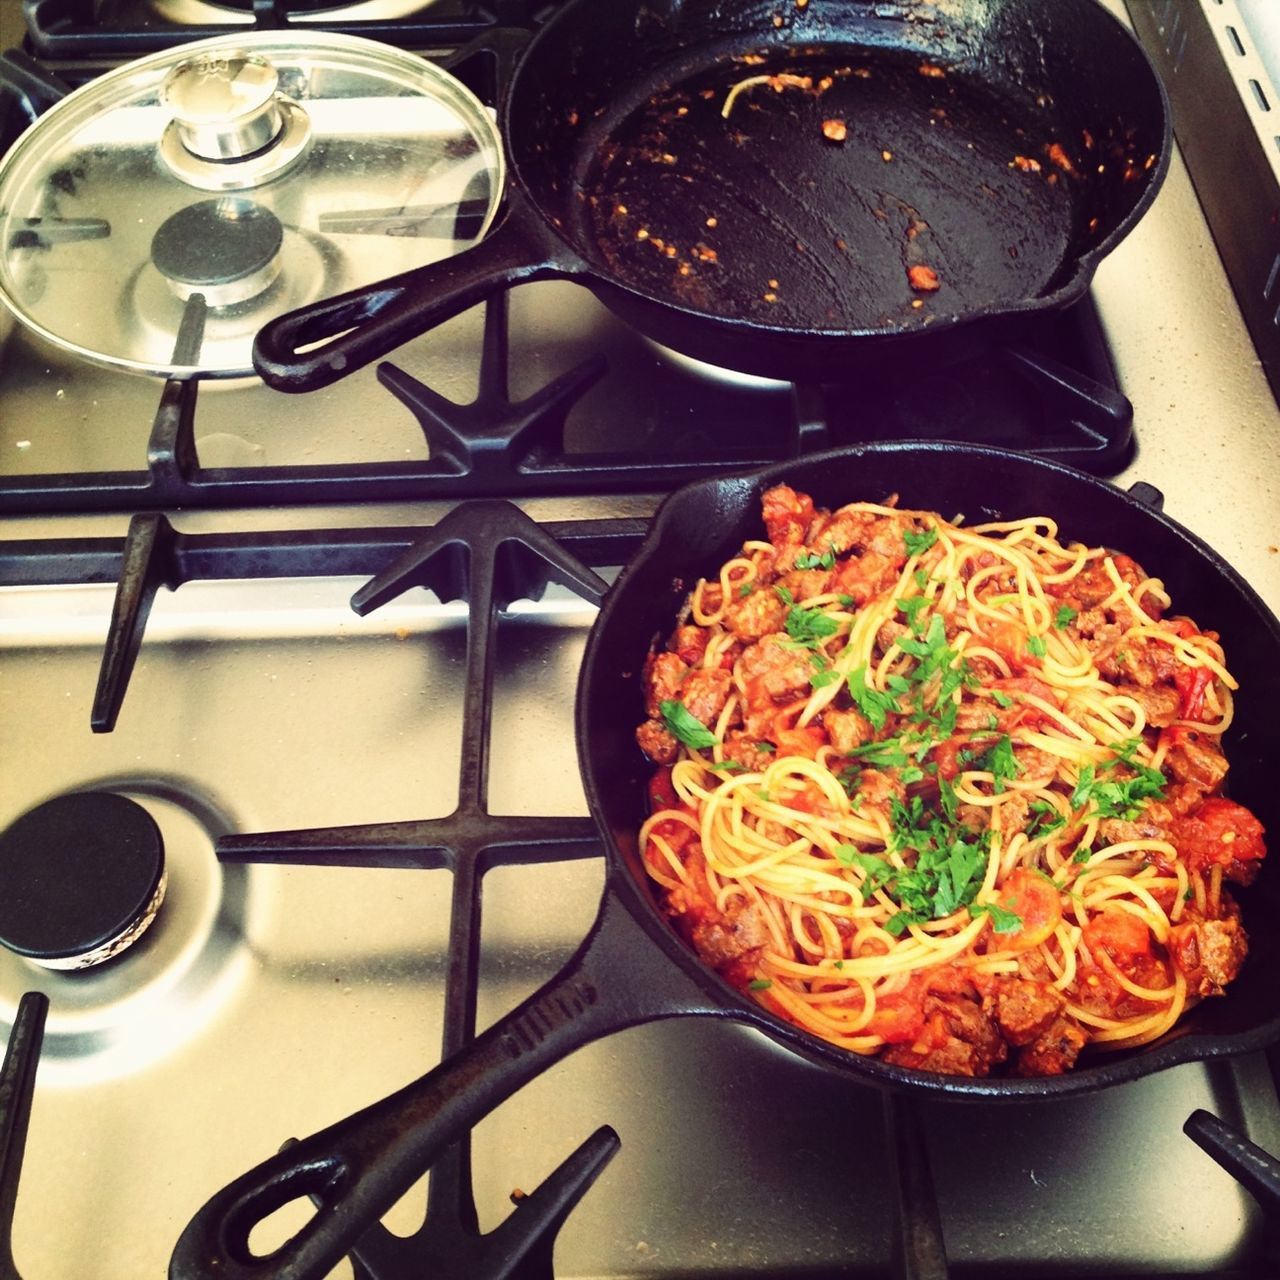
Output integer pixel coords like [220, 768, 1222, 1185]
[3, 2, 1280, 1278]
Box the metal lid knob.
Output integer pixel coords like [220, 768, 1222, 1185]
[158, 50, 313, 192]
[162, 52, 284, 161]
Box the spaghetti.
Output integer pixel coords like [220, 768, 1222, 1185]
[634, 485, 1266, 1076]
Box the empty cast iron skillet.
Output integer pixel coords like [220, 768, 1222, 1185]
[171, 444, 1280, 1280]
[252, 0, 1170, 392]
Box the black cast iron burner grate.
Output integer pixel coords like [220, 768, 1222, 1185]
[209, 502, 632, 1280]
[0, 286, 1136, 515]
[4, 503, 1280, 1278]
[18, 0, 539, 59]
[0, 503, 644, 1279]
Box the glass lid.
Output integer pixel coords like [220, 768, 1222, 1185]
[0, 31, 504, 378]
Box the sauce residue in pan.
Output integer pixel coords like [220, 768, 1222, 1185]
[576, 46, 1081, 331]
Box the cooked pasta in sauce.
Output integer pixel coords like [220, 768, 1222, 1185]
[633, 485, 1267, 1076]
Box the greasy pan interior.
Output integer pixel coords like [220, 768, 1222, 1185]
[578, 443, 1280, 1098]
[508, 0, 1169, 336]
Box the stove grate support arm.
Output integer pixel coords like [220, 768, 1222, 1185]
[0, 993, 48, 1280]
[207, 501, 620, 1279]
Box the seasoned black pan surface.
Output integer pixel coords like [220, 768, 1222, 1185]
[575, 44, 1078, 330]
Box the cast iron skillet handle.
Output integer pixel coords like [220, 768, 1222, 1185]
[1184, 1108, 1280, 1213]
[252, 189, 582, 394]
[169, 888, 722, 1280]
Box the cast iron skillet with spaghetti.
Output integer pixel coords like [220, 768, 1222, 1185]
[170, 444, 1280, 1280]
[633, 476, 1266, 1076]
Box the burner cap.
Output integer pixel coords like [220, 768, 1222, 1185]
[0, 793, 167, 970]
[151, 198, 283, 305]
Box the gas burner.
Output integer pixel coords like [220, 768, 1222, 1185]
[151, 198, 283, 307]
[0, 784, 249, 1081]
[127, 220, 338, 373]
[0, 791, 166, 970]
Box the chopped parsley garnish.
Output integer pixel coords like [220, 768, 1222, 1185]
[897, 595, 930, 633]
[837, 593, 857, 609]
[937, 775, 959, 822]
[748, 978, 773, 990]
[992, 691, 1014, 708]
[1053, 605, 1078, 629]
[851, 795, 994, 935]
[904, 526, 939, 557]
[849, 736, 911, 769]
[659, 699, 717, 750]
[785, 604, 840, 647]
[794, 547, 837, 570]
[913, 568, 930, 590]
[829, 729, 1018, 937]
[1072, 845, 1093, 864]
[809, 664, 844, 689]
[1070, 763, 1096, 811]
[756, 741, 776, 753]
[1026, 634, 1047, 658]
[971, 902, 1024, 933]
[975, 734, 1020, 793]
[707, 760, 746, 773]
[836, 845, 896, 894]
[897, 613, 946, 661]
[1070, 745, 1166, 821]
[895, 617, 974, 718]
[843, 611, 971, 756]
[1026, 800, 1066, 838]
[836, 764, 862, 797]
[849, 737, 911, 762]
[738, 582, 754, 598]
[929, 697, 958, 740]
[1090, 771, 1166, 820]
[847, 665, 902, 731]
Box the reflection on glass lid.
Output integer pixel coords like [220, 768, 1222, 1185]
[0, 31, 504, 378]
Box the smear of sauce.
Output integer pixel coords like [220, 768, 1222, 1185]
[576, 44, 1088, 331]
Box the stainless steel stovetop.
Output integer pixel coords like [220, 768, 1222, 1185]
[2, 2, 1280, 1277]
